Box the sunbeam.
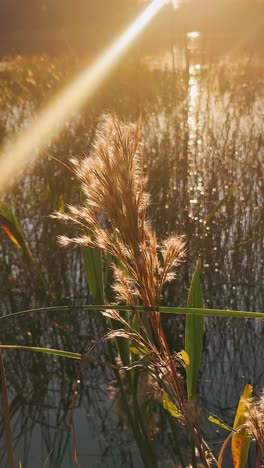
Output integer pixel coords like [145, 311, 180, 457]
[0, 0, 167, 195]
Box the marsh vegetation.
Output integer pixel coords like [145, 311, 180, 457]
[0, 37, 263, 467]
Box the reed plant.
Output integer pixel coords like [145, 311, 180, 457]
[54, 113, 214, 466]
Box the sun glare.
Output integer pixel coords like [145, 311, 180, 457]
[187, 31, 200, 39]
[0, 0, 167, 195]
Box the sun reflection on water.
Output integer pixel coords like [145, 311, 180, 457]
[188, 64, 201, 137]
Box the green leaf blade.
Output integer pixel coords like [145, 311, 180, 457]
[208, 415, 232, 432]
[0, 345, 82, 360]
[82, 246, 105, 303]
[185, 258, 204, 400]
[205, 184, 237, 224]
[0, 304, 263, 321]
[231, 383, 252, 468]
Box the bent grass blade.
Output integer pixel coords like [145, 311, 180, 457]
[217, 383, 252, 468]
[205, 184, 237, 224]
[0, 304, 264, 320]
[0, 202, 33, 260]
[231, 383, 252, 468]
[208, 415, 232, 432]
[0, 345, 82, 360]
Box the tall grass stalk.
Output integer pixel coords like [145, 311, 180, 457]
[55, 114, 213, 466]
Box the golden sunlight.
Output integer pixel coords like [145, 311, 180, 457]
[187, 31, 200, 39]
[0, 0, 167, 195]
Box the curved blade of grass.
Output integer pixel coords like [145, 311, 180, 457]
[159, 307, 264, 318]
[231, 383, 252, 468]
[208, 415, 232, 432]
[185, 258, 204, 400]
[43, 448, 54, 468]
[205, 184, 237, 224]
[0, 345, 82, 360]
[218, 430, 235, 468]
[0, 305, 263, 320]
[0, 202, 33, 260]
[218, 384, 252, 467]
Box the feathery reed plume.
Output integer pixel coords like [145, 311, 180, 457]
[54, 114, 212, 466]
[55, 114, 185, 309]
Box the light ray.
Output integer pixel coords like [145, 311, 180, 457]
[0, 0, 167, 195]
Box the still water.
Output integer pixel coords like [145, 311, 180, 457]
[0, 35, 263, 466]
